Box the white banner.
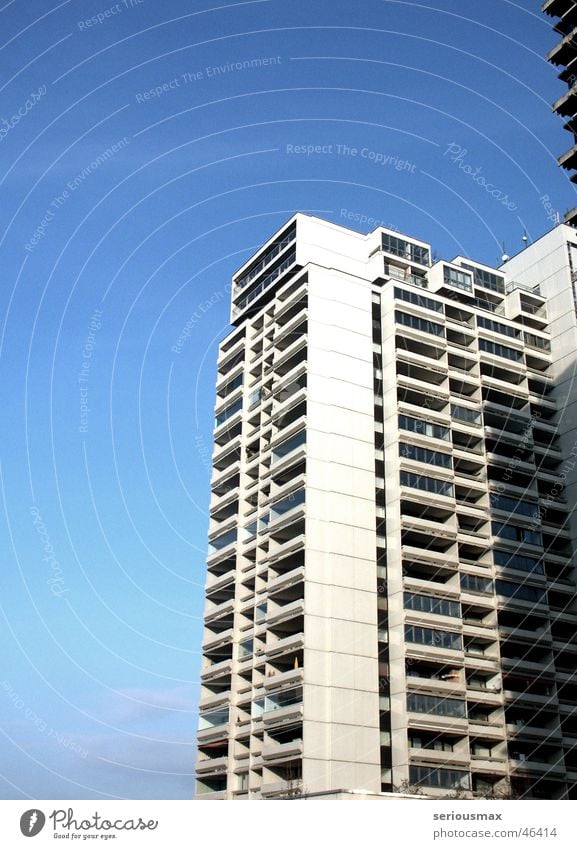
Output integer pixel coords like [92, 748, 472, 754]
[0, 799, 576, 848]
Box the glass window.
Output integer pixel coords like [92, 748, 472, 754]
[461, 263, 505, 294]
[400, 442, 452, 469]
[443, 265, 473, 292]
[407, 692, 466, 718]
[239, 639, 253, 659]
[235, 251, 297, 314]
[490, 494, 540, 518]
[492, 522, 542, 546]
[222, 372, 243, 395]
[398, 414, 450, 441]
[495, 580, 546, 604]
[460, 573, 493, 594]
[255, 602, 267, 622]
[404, 592, 461, 618]
[493, 549, 544, 575]
[382, 233, 430, 266]
[451, 404, 481, 424]
[236, 223, 296, 291]
[400, 470, 454, 497]
[264, 686, 303, 713]
[270, 488, 305, 520]
[477, 315, 519, 338]
[209, 528, 237, 553]
[198, 707, 229, 729]
[523, 331, 551, 352]
[405, 625, 462, 651]
[410, 765, 470, 790]
[394, 286, 443, 313]
[395, 310, 444, 337]
[271, 429, 306, 463]
[215, 397, 243, 427]
[248, 388, 261, 410]
[409, 734, 454, 752]
[479, 338, 522, 361]
[252, 698, 265, 718]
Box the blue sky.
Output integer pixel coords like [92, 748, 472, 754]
[0, 0, 573, 799]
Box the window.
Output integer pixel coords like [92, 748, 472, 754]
[477, 315, 519, 338]
[407, 693, 466, 718]
[461, 263, 505, 294]
[410, 765, 470, 790]
[524, 331, 551, 352]
[242, 521, 257, 542]
[405, 625, 462, 651]
[270, 488, 305, 520]
[239, 639, 253, 659]
[260, 686, 303, 714]
[235, 251, 297, 313]
[409, 734, 454, 752]
[443, 265, 473, 292]
[394, 286, 443, 313]
[493, 549, 544, 575]
[399, 442, 452, 469]
[215, 397, 243, 427]
[492, 522, 542, 546]
[248, 388, 261, 409]
[451, 404, 481, 424]
[209, 528, 237, 553]
[490, 494, 540, 518]
[479, 338, 522, 361]
[198, 707, 229, 729]
[271, 429, 306, 463]
[398, 414, 450, 441]
[495, 580, 546, 604]
[235, 223, 296, 291]
[404, 593, 461, 618]
[382, 233, 430, 266]
[460, 574, 493, 595]
[471, 742, 493, 758]
[222, 372, 243, 395]
[395, 310, 444, 337]
[400, 470, 454, 497]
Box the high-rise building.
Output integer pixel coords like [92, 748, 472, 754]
[194, 214, 577, 800]
[543, 0, 577, 225]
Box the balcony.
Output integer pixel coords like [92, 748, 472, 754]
[265, 632, 304, 659]
[234, 223, 296, 293]
[201, 658, 233, 683]
[194, 787, 227, 800]
[266, 599, 305, 628]
[198, 690, 232, 712]
[543, 0, 575, 18]
[195, 755, 228, 776]
[467, 719, 505, 740]
[267, 564, 304, 595]
[263, 667, 303, 691]
[212, 439, 242, 474]
[204, 599, 235, 627]
[558, 141, 577, 170]
[262, 739, 303, 763]
[408, 748, 470, 769]
[197, 722, 230, 746]
[232, 251, 299, 320]
[547, 25, 577, 65]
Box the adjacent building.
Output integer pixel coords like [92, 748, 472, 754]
[195, 214, 577, 800]
[543, 0, 577, 224]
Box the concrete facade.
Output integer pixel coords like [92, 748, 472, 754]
[195, 215, 577, 800]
